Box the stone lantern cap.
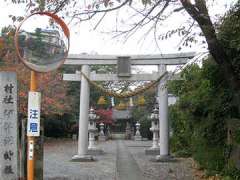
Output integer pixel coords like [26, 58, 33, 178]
[89, 107, 98, 122]
[149, 107, 159, 122]
[150, 126, 159, 132]
[88, 126, 97, 132]
[152, 107, 159, 114]
[136, 122, 140, 127]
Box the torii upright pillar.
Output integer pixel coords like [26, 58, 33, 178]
[156, 64, 171, 161]
[72, 65, 94, 161]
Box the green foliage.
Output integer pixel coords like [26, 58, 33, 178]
[218, 1, 240, 79]
[234, 129, 240, 144]
[43, 113, 75, 138]
[169, 105, 192, 155]
[223, 164, 240, 180]
[139, 117, 151, 139]
[192, 136, 225, 174]
[65, 81, 80, 117]
[131, 90, 155, 139]
[132, 107, 151, 139]
[169, 57, 239, 177]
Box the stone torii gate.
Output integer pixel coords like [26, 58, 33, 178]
[63, 52, 195, 161]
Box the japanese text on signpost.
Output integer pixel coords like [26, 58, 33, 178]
[0, 72, 19, 179]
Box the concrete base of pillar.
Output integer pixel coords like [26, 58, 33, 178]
[87, 148, 104, 155]
[134, 135, 142, 141]
[152, 155, 175, 162]
[99, 135, 106, 141]
[145, 148, 160, 155]
[71, 154, 95, 162]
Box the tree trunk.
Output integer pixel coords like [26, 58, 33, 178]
[180, 0, 240, 92]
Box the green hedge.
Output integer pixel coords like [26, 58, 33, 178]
[43, 113, 76, 138]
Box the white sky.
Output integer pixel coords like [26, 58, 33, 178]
[0, 0, 237, 56]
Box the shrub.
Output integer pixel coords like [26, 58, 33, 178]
[43, 113, 76, 138]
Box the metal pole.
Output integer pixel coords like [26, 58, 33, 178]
[27, 71, 38, 180]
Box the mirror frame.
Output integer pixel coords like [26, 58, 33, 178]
[14, 12, 70, 72]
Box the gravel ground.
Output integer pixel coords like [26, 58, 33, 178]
[44, 139, 116, 180]
[44, 139, 195, 180]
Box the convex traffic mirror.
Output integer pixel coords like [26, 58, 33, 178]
[15, 12, 70, 72]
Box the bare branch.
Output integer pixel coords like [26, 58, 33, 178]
[93, 12, 107, 30]
[73, 0, 130, 17]
[153, 13, 162, 52]
[54, 0, 70, 14]
[111, 0, 170, 39]
[173, 7, 184, 12]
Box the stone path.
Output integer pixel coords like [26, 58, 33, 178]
[116, 140, 145, 180]
[44, 139, 195, 180]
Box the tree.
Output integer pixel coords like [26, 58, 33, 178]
[168, 3, 240, 177]
[5, 0, 240, 92]
[181, 0, 240, 92]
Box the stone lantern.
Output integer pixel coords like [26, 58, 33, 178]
[125, 121, 131, 140]
[88, 107, 103, 155]
[134, 122, 142, 141]
[99, 122, 106, 141]
[150, 107, 160, 149]
[145, 107, 160, 155]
